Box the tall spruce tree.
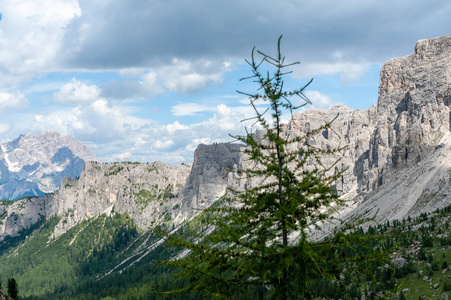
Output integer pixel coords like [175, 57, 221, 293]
[159, 36, 367, 299]
[7, 278, 18, 300]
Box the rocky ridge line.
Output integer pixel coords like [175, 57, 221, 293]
[0, 143, 242, 240]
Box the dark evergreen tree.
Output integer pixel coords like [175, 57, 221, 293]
[157, 36, 382, 299]
[7, 278, 18, 300]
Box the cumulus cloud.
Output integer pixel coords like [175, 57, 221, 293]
[304, 91, 336, 109]
[113, 152, 132, 162]
[32, 99, 148, 143]
[0, 91, 28, 112]
[27, 100, 253, 164]
[0, 0, 81, 86]
[54, 78, 101, 105]
[165, 121, 189, 134]
[102, 59, 230, 99]
[294, 62, 371, 84]
[171, 103, 215, 116]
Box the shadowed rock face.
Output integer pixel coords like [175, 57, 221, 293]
[182, 143, 244, 212]
[0, 132, 99, 200]
[367, 34, 451, 192]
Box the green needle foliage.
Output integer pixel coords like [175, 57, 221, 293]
[158, 36, 378, 299]
[7, 278, 18, 300]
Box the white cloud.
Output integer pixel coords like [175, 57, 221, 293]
[113, 152, 132, 162]
[0, 0, 81, 85]
[103, 59, 231, 99]
[165, 121, 189, 134]
[32, 99, 149, 143]
[304, 91, 336, 109]
[0, 91, 28, 112]
[54, 78, 101, 105]
[153, 139, 174, 150]
[158, 59, 223, 94]
[293, 62, 371, 84]
[140, 59, 227, 95]
[171, 103, 215, 116]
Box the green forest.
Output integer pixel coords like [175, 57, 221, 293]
[0, 204, 448, 299]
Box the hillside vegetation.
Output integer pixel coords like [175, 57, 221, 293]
[0, 203, 448, 299]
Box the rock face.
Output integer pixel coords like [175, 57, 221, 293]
[182, 143, 244, 213]
[367, 34, 451, 192]
[288, 104, 378, 197]
[290, 34, 451, 203]
[50, 161, 192, 237]
[0, 132, 99, 200]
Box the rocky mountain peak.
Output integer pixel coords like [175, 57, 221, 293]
[0, 131, 99, 200]
[377, 34, 451, 116]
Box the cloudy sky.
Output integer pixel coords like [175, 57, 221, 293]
[0, 0, 449, 164]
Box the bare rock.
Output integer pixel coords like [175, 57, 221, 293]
[0, 131, 99, 200]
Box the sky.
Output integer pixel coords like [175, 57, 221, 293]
[0, 0, 450, 165]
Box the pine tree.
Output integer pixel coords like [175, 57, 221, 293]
[159, 36, 378, 299]
[7, 278, 18, 300]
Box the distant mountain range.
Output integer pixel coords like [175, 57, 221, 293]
[0, 131, 98, 200]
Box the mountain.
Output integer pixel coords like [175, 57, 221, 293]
[1, 34, 451, 241]
[0, 131, 99, 200]
[0, 34, 450, 298]
[0, 143, 242, 241]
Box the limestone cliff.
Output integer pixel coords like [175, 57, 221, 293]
[289, 34, 451, 203]
[182, 143, 244, 212]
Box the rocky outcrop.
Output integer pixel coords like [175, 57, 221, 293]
[289, 34, 451, 205]
[0, 131, 99, 200]
[288, 104, 378, 196]
[51, 161, 192, 237]
[340, 131, 451, 226]
[0, 161, 190, 239]
[182, 143, 244, 212]
[366, 34, 451, 192]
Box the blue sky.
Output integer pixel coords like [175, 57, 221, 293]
[0, 0, 450, 164]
